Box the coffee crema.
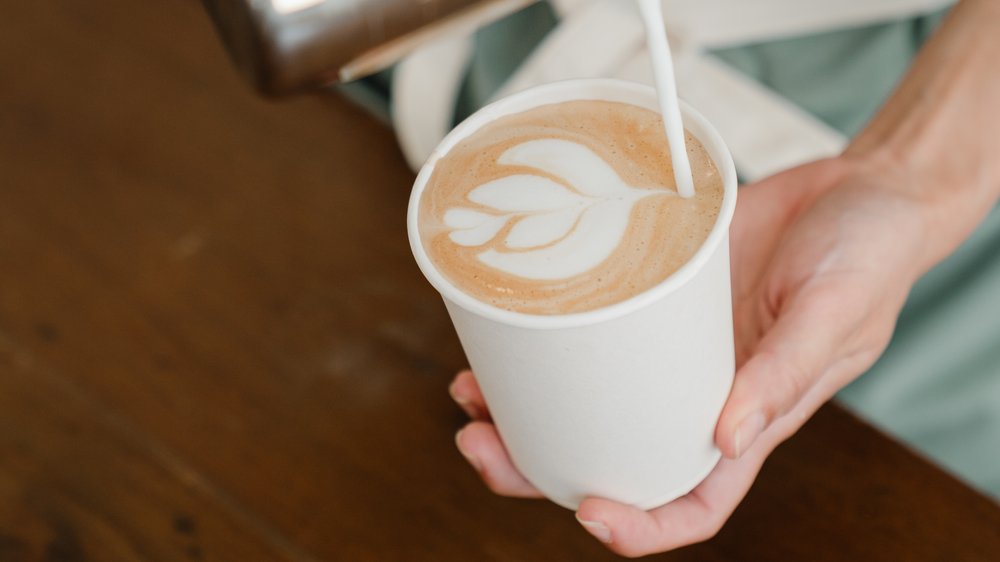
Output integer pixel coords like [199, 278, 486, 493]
[418, 100, 723, 315]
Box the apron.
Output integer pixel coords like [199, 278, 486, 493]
[380, 0, 1000, 500]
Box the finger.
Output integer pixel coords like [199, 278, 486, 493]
[717, 283, 855, 458]
[735, 159, 847, 223]
[575, 440, 772, 557]
[731, 159, 849, 286]
[730, 161, 851, 371]
[449, 369, 491, 421]
[456, 422, 543, 498]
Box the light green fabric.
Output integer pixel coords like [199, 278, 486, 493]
[454, 2, 558, 123]
[359, 3, 999, 499]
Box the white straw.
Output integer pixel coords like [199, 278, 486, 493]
[637, 0, 695, 198]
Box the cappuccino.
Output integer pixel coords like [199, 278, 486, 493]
[418, 99, 723, 315]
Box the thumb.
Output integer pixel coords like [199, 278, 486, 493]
[717, 285, 855, 458]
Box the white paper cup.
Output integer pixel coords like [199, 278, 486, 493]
[407, 78, 737, 510]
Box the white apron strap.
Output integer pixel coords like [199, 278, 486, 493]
[391, 34, 474, 171]
[618, 50, 847, 180]
[392, 0, 954, 177]
[661, 0, 955, 49]
[492, 1, 645, 100]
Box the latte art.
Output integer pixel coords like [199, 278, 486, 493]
[418, 100, 723, 315]
[444, 139, 670, 280]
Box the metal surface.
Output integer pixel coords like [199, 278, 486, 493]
[202, 0, 538, 95]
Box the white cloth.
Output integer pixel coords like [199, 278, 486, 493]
[393, 0, 954, 179]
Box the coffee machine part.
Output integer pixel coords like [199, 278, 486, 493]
[202, 0, 538, 95]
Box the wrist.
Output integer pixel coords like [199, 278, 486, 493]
[841, 0, 1000, 270]
[840, 145, 996, 277]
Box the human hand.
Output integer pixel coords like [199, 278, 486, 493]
[451, 155, 939, 557]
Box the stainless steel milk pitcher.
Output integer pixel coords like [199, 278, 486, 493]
[202, 0, 539, 95]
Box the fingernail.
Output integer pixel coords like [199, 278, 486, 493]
[448, 380, 465, 403]
[575, 515, 612, 544]
[449, 384, 479, 418]
[452, 396, 481, 419]
[733, 411, 767, 458]
[455, 429, 482, 472]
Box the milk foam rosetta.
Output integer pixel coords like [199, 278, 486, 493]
[418, 100, 724, 315]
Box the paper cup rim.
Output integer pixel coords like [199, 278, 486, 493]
[407, 78, 737, 330]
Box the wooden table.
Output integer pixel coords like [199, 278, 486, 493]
[1, 2, 998, 560]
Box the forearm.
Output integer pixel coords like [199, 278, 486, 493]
[846, 0, 1000, 268]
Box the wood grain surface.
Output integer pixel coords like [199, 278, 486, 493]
[1, 1, 997, 560]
